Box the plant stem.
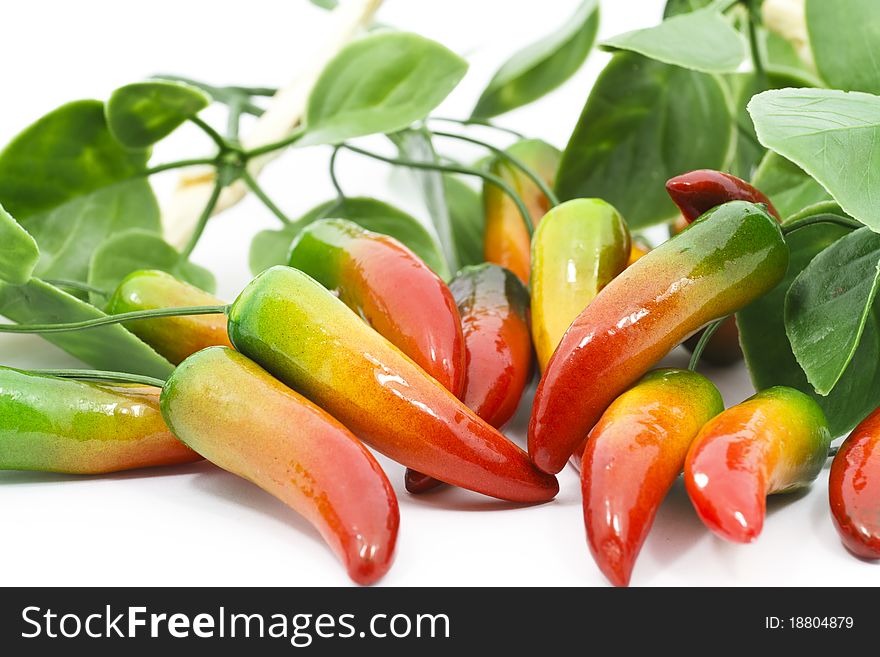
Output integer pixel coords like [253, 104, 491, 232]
[342, 142, 535, 235]
[29, 369, 167, 388]
[190, 115, 230, 151]
[329, 145, 346, 200]
[181, 179, 224, 258]
[429, 116, 527, 140]
[144, 157, 219, 177]
[41, 279, 108, 296]
[782, 215, 863, 236]
[0, 305, 229, 334]
[431, 129, 559, 206]
[745, 0, 766, 82]
[245, 126, 307, 159]
[240, 169, 292, 226]
[688, 319, 725, 371]
[227, 97, 244, 142]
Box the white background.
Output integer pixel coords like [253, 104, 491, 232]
[0, 0, 874, 587]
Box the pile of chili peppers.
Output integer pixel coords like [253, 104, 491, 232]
[1, 159, 878, 586]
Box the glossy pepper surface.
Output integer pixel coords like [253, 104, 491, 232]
[483, 139, 560, 283]
[667, 170, 781, 366]
[829, 408, 880, 559]
[0, 366, 197, 473]
[582, 369, 723, 587]
[161, 346, 399, 585]
[105, 270, 232, 365]
[405, 264, 532, 494]
[289, 219, 465, 396]
[666, 169, 781, 223]
[228, 266, 558, 503]
[529, 201, 788, 474]
[530, 198, 630, 371]
[685, 386, 830, 543]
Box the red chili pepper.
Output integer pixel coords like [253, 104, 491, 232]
[829, 408, 880, 559]
[162, 347, 400, 585]
[529, 202, 788, 474]
[289, 218, 466, 396]
[582, 369, 723, 587]
[405, 264, 532, 494]
[665, 169, 781, 223]
[685, 387, 830, 543]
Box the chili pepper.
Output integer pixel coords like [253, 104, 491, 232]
[228, 265, 558, 503]
[405, 264, 532, 494]
[529, 201, 788, 474]
[627, 236, 651, 266]
[665, 169, 781, 223]
[666, 171, 781, 367]
[105, 270, 233, 365]
[530, 198, 630, 371]
[289, 218, 465, 396]
[684, 386, 831, 543]
[0, 366, 198, 473]
[161, 346, 398, 585]
[829, 408, 880, 559]
[582, 369, 723, 587]
[483, 139, 560, 283]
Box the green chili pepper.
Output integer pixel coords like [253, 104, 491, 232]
[0, 366, 197, 473]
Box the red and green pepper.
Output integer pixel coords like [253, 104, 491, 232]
[530, 201, 789, 474]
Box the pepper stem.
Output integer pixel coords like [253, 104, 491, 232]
[0, 305, 229, 334]
[782, 215, 862, 236]
[688, 318, 726, 371]
[429, 116, 527, 140]
[341, 142, 535, 235]
[29, 369, 167, 388]
[430, 129, 560, 207]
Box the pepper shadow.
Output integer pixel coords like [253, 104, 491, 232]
[189, 467, 324, 548]
[398, 483, 557, 513]
[642, 477, 711, 570]
[0, 459, 209, 486]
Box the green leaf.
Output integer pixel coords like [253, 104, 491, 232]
[0, 203, 39, 285]
[0, 279, 173, 378]
[785, 227, 880, 395]
[106, 80, 210, 148]
[556, 52, 732, 228]
[23, 180, 161, 285]
[249, 197, 448, 279]
[726, 73, 767, 179]
[602, 8, 745, 73]
[663, 0, 714, 17]
[309, 0, 338, 9]
[88, 229, 215, 304]
[249, 224, 300, 277]
[0, 100, 150, 220]
[471, 0, 599, 119]
[738, 219, 880, 436]
[301, 32, 467, 146]
[444, 176, 484, 269]
[806, 0, 880, 94]
[751, 151, 831, 219]
[389, 130, 456, 275]
[761, 29, 825, 88]
[748, 88, 880, 231]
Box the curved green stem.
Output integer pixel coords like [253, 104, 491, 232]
[240, 169, 292, 225]
[782, 215, 862, 236]
[342, 142, 535, 235]
[29, 369, 167, 388]
[181, 178, 224, 258]
[144, 157, 219, 177]
[746, 0, 766, 82]
[41, 279, 108, 296]
[0, 305, 229, 334]
[190, 115, 229, 152]
[245, 126, 307, 159]
[430, 129, 559, 206]
[429, 116, 527, 140]
[329, 145, 346, 200]
[688, 319, 725, 371]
